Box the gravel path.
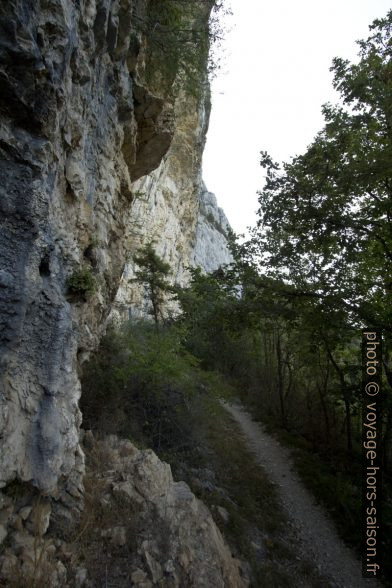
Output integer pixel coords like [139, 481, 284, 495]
[224, 402, 377, 588]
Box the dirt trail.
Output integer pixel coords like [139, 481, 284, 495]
[225, 403, 377, 588]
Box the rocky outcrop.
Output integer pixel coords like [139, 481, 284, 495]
[0, 1, 241, 585]
[0, 0, 213, 495]
[192, 183, 233, 273]
[110, 79, 210, 320]
[111, 144, 233, 320]
[0, 433, 246, 587]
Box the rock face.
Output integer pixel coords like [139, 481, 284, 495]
[0, 433, 246, 586]
[97, 436, 244, 587]
[110, 79, 210, 320]
[0, 1, 239, 585]
[0, 0, 213, 494]
[192, 183, 233, 273]
[111, 164, 233, 319]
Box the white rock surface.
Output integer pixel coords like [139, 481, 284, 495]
[192, 184, 233, 273]
[111, 120, 233, 320]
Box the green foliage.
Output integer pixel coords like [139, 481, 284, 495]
[132, 243, 172, 322]
[175, 266, 246, 373]
[66, 267, 96, 301]
[250, 11, 392, 333]
[115, 321, 199, 396]
[81, 320, 230, 451]
[243, 11, 392, 527]
[221, 13, 392, 581]
[133, 242, 172, 325]
[134, 0, 229, 97]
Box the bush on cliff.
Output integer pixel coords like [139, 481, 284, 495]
[134, 0, 229, 97]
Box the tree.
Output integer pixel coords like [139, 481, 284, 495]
[250, 11, 392, 335]
[133, 243, 172, 326]
[133, 0, 229, 97]
[175, 266, 240, 371]
[247, 13, 392, 457]
[244, 10, 392, 506]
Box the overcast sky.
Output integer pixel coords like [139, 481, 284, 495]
[202, 0, 391, 235]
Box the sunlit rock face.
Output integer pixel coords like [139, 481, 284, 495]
[112, 178, 233, 321]
[111, 83, 210, 321]
[0, 0, 214, 495]
[192, 183, 233, 273]
[111, 117, 233, 321]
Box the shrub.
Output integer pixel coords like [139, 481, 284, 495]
[80, 320, 230, 451]
[134, 0, 229, 98]
[66, 268, 96, 301]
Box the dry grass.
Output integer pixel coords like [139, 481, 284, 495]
[62, 440, 142, 587]
[0, 492, 62, 588]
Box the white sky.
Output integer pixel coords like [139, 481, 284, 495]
[202, 0, 391, 235]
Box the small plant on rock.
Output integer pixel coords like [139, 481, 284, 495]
[66, 268, 96, 302]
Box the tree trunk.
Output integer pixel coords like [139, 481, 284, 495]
[276, 330, 287, 429]
[317, 356, 331, 445]
[325, 343, 352, 456]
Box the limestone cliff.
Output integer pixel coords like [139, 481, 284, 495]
[0, 0, 241, 585]
[111, 134, 233, 320]
[0, 0, 208, 495]
[110, 78, 209, 320]
[192, 183, 233, 273]
[110, 82, 232, 321]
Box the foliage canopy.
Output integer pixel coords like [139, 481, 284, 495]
[135, 0, 230, 97]
[249, 11, 392, 333]
[133, 242, 172, 325]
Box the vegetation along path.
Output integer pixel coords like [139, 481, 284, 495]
[224, 403, 376, 588]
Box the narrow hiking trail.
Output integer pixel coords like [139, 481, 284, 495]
[225, 403, 376, 588]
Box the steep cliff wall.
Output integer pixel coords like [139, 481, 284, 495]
[192, 183, 233, 273]
[0, 0, 212, 494]
[111, 103, 233, 321]
[110, 81, 209, 320]
[0, 2, 243, 585]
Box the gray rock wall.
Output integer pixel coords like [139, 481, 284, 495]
[0, 0, 210, 494]
[111, 171, 233, 320]
[192, 183, 233, 273]
[0, 2, 246, 585]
